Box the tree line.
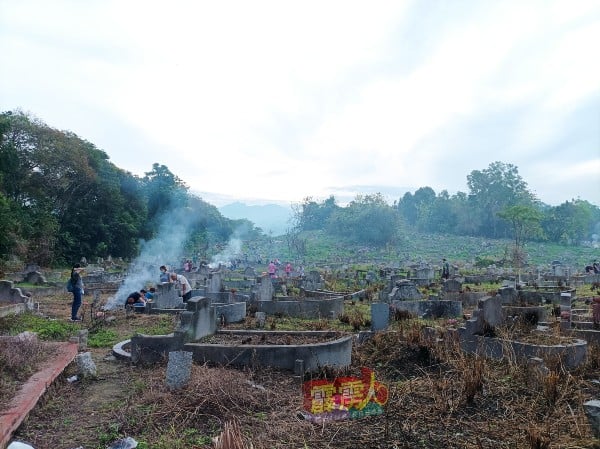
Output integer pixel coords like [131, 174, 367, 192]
[0, 110, 259, 268]
[292, 161, 600, 247]
[1, 110, 598, 269]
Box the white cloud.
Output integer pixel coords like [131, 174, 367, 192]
[0, 0, 598, 206]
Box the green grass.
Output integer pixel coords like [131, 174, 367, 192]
[87, 328, 120, 348]
[137, 315, 177, 335]
[0, 312, 76, 340]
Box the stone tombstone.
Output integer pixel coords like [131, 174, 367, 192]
[442, 279, 462, 293]
[24, 271, 46, 285]
[208, 271, 223, 294]
[560, 291, 572, 331]
[154, 282, 183, 309]
[244, 266, 257, 277]
[255, 311, 266, 328]
[303, 270, 323, 291]
[75, 351, 97, 378]
[464, 295, 503, 336]
[478, 295, 503, 327]
[371, 302, 390, 331]
[166, 350, 193, 390]
[389, 280, 422, 301]
[24, 264, 41, 273]
[498, 286, 518, 305]
[584, 400, 600, 438]
[415, 266, 434, 281]
[257, 275, 275, 301]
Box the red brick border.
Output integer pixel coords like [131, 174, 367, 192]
[0, 342, 78, 448]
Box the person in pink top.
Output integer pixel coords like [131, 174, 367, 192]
[285, 262, 292, 277]
[268, 261, 276, 278]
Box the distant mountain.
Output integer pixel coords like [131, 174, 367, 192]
[219, 202, 293, 236]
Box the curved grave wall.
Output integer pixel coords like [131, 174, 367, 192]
[256, 296, 344, 319]
[185, 331, 352, 373]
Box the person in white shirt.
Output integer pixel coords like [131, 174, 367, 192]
[170, 273, 192, 302]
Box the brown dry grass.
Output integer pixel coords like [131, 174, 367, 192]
[0, 333, 55, 409]
[5, 292, 600, 448]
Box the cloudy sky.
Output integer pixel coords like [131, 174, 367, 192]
[1, 0, 598, 207]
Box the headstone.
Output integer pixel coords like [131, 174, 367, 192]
[498, 286, 518, 304]
[442, 279, 462, 293]
[208, 271, 223, 294]
[257, 275, 274, 301]
[371, 303, 389, 331]
[255, 312, 266, 328]
[389, 280, 422, 301]
[75, 351, 97, 378]
[583, 400, 600, 438]
[24, 271, 46, 285]
[560, 291, 572, 331]
[166, 350, 193, 390]
[303, 271, 323, 291]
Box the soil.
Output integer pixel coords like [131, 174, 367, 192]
[3, 292, 600, 449]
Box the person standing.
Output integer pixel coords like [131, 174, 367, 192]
[170, 272, 192, 302]
[268, 261, 276, 278]
[70, 264, 84, 321]
[159, 265, 170, 283]
[442, 258, 450, 280]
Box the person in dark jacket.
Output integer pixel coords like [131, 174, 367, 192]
[70, 264, 85, 321]
[125, 291, 146, 307]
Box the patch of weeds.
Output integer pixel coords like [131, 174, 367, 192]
[137, 315, 177, 335]
[151, 426, 212, 449]
[131, 379, 146, 394]
[87, 328, 119, 348]
[97, 422, 121, 446]
[0, 312, 74, 341]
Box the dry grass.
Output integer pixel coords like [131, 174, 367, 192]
[5, 294, 600, 448]
[0, 333, 55, 409]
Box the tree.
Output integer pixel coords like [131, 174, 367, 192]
[294, 195, 338, 231]
[541, 200, 596, 245]
[327, 193, 400, 246]
[498, 205, 543, 249]
[467, 162, 536, 238]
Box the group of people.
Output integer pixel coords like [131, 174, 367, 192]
[125, 287, 156, 307]
[267, 259, 293, 278]
[125, 265, 192, 306]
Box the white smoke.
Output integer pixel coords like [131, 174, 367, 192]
[104, 207, 193, 310]
[209, 236, 241, 269]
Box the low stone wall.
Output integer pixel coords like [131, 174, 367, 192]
[184, 331, 353, 373]
[569, 328, 600, 345]
[256, 296, 344, 319]
[214, 302, 246, 324]
[116, 330, 353, 374]
[457, 329, 588, 369]
[0, 280, 33, 312]
[503, 305, 548, 323]
[391, 300, 462, 319]
[0, 302, 27, 317]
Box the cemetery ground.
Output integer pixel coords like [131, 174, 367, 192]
[2, 289, 600, 449]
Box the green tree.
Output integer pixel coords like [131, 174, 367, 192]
[294, 195, 338, 231]
[327, 193, 399, 246]
[467, 161, 536, 238]
[541, 200, 596, 245]
[498, 205, 544, 269]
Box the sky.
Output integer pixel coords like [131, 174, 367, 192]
[1, 0, 599, 207]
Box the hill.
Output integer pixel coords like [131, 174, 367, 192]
[218, 202, 293, 236]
